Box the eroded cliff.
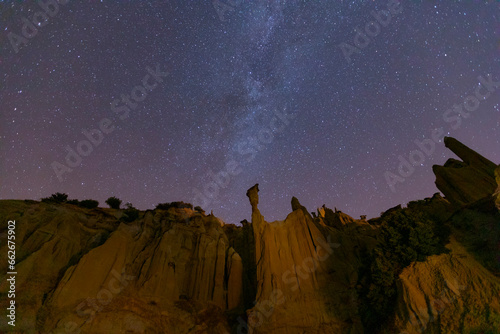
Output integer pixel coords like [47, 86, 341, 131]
[0, 204, 242, 333]
[0, 137, 499, 333]
[245, 184, 377, 333]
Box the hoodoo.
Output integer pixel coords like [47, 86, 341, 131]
[433, 136, 497, 206]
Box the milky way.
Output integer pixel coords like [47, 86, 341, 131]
[1, 1, 499, 224]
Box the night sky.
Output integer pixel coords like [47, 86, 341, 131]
[1, 1, 499, 224]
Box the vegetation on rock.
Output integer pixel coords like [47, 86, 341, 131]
[105, 196, 122, 209]
[359, 205, 450, 330]
[155, 201, 193, 210]
[42, 193, 99, 209]
[120, 202, 139, 222]
[41, 192, 68, 203]
[77, 199, 99, 209]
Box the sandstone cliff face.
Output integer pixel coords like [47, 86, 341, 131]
[1, 137, 499, 334]
[223, 220, 257, 313]
[245, 184, 377, 334]
[0, 203, 242, 334]
[495, 166, 500, 210]
[395, 237, 500, 333]
[317, 205, 356, 229]
[0, 200, 120, 331]
[433, 137, 497, 206]
[395, 137, 500, 333]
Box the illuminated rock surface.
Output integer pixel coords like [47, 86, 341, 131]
[0, 138, 499, 333]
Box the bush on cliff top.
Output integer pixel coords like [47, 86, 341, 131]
[359, 207, 449, 330]
[155, 201, 193, 210]
[105, 196, 122, 209]
[120, 202, 139, 222]
[42, 193, 99, 209]
[41, 192, 68, 203]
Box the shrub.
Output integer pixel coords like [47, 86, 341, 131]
[105, 196, 122, 209]
[155, 201, 193, 210]
[121, 203, 139, 222]
[359, 207, 448, 330]
[43, 195, 100, 209]
[452, 206, 500, 276]
[41, 192, 68, 203]
[78, 199, 99, 209]
[194, 206, 205, 213]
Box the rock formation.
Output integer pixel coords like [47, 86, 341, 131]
[495, 166, 500, 210]
[0, 137, 499, 333]
[0, 204, 241, 333]
[317, 205, 356, 229]
[395, 237, 500, 333]
[433, 136, 498, 206]
[245, 184, 377, 333]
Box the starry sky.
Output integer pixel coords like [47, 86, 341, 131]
[1, 0, 499, 224]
